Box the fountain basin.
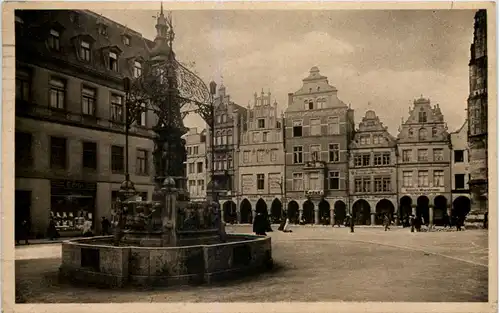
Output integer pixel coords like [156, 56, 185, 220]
[59, 234, 272, 288]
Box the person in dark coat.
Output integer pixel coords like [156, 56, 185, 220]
[484, 212, 488, 229]
[47, 218, 59, 240]
[16, 219, 30, 245]
[442, 212, 451, 228]
[414, 215, 422, 232]
[253, 212, 267, 236]
[101, 217, 111, 235]
[410, 214, 415, 233]
[383, 214, 391, 231]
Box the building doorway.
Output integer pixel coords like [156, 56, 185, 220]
[416, 196, 430, 225]
[302, 200, 315, 224]
[270, 199, 283, 224]
[318, 200, 330, 225]
[375, 199, 395, 225]
[433, 196, 447, 226]
[223, 201, 237, 224]
[334, 200, 347, 226]
[287, 201, 300, 224]
[240, 199, 252, 224]
[352, 199, 371, 225]
[452, 196, 471, 222]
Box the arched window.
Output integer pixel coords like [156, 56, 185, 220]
[221, 130, 227, 145]
[418, 128, 427, 140]
[216, 131, 222, 146]
[227, 130, 233, 145]
[222, 114, 227, 123]
[432, 127, 438, 137]
[408, 128, 414, 137]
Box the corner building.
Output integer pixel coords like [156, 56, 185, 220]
[396, 97, 451, 226]
[238, 90, 285, 224]
[183, 127, 207, 203]
[284, 67, 355, 225]
[348, 110, 398, 226]
[15, 10, 159, 237]
[467, 9, 488, 222]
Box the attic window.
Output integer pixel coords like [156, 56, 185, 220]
[80, 41, 91, 62]
[49, 29, 60, 51]
[109, 52, 118, 71]
[99, 24, 108, 36]
[418, 111, 427, 123]
[133, 61, 142, 78]
[122, 35, 131, 46]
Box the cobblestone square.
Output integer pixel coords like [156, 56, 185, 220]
[15, 226, 488, 303]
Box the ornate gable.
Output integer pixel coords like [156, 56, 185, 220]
[397, 96, 449, 143]
[350, 110, 396, 149]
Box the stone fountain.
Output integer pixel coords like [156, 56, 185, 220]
[58, 7, 272, 288]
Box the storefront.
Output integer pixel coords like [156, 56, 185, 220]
[50, 179, 97, 237]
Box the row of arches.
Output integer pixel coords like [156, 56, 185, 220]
[221, 196, 471, 226]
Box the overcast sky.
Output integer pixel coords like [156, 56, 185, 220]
[97, 9, 476, 135]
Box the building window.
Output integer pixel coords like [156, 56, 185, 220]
[402, 149, 412, 162]
[82, 86, 96, 116]
[418, 111, 427, 123]
[189, 180, 196, 194]
[270, 149, 278, 162]
[354, 154, 362, 167]
[216, 115, 221, 124]
[15, 132, 33, 167]
[328, 116, 340, 135]
[293, 146, 303, 164]
[257, 174, 265, 190]
[228, 157, 233, 169]
[99, 24, 108, 36]
[243, 151, 250, 163]
[293, 173, 303, 191]
[374, 177, 391, 192]
[418, 128, 427, 141]
[454, 150, 464, 163]
[309, 144, 321, 161]
[123, 35, 130, 46]
[222, 114, 227, 123]
[328, 143, 339, 162]
[82, 141, 97, 170]
[110, 94, 123, 122]
[48, 29, 60, 51]
[188, 163, 195, 174]
[111, 146, 124, 173]
[16, 68, 31, 101]
[50, 136, 67, 169]
[197, 162, 203, 173]
[49, 78, 66, 109]
[198, 179, 205, 191]
[433, 170, 444, 187]
[136, 103, 146, 126]
[257, 150, 265, 163]
[258, 118, 265, 128]
[408, 128, 414, 137]
[310, 118, 321, 136]
[362, 154, 370, 166]
[455, 174, 465, 189]
[418, 170, 429, 187]
[109, 52, 118, 71]
[417, 149, 428, 162]
[374, 152, 391, 166]
[136, 149, 148, 175]
[262, 131, 268, 142]
[328, 171, 340, 190]
[187, 147, 192, 155]
[432, 127, 438, 137]
[373, 134, 384, 145]
[403, 171, 413, 187]
[134, 61, 142, 78]
[193, 146, 199, 155]
[80, 41, 91, 62]
[382, 153, 391, 165]
[308, 172, 320, 190]
[433, 149, 444, 161]
[360, 135, 370, 145]
[227, 131, 233, 145]
[293, 120, 303, 137]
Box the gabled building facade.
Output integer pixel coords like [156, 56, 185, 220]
[15, 10, 158, 237]
[467, 9, 488, 224]
[183, 127, 207, 203]
[238, 90, 285, 224]
[396, 97, 451, 227]
[206, 85, 247, 208]
[450, 120, 472, 221]
[348, 110, 398, 225]
[284, 67, 355, 225]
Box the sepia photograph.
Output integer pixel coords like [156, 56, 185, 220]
[2, 1, 496, 312]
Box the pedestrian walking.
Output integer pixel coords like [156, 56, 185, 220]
[253, 212, 267, 236]
[383, 214, 391, 231]
[415, 215, 422, 232]
[16, 219, 30, 245]
[47, 217, 60, 240]
[101, 217, 111, 235]
[410, 214, 415, 232]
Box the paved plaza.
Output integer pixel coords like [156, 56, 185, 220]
[15, 226, 488, 303]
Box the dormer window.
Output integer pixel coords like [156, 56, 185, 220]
[49, 29, 60, 51]
[432, 127, 438, 137]
[109, 52, 118, 71]
[133, 61, 142, 78]
[80, 41, 91, 62]
[418, 111, 427, 123]
[122, 35, 131, 46]
[99, 24, 108, 36]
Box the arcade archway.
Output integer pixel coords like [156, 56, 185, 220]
[375, 199, 395, 225]
[433, 196, 447, 226]
[302, 200, 315, 224]
[334, 200, 347, 226]
[318, 200, 330, 225]
[270, 198, 283, 223]
[352, 199, 371, 225]
[240, 199, 252, 224]
[287, 201, 300, 224]
[399, 196, 412, 227]
[452, 196, 471, 221]
[416, 196, 430, 225]
[223, 201, 237, 224]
